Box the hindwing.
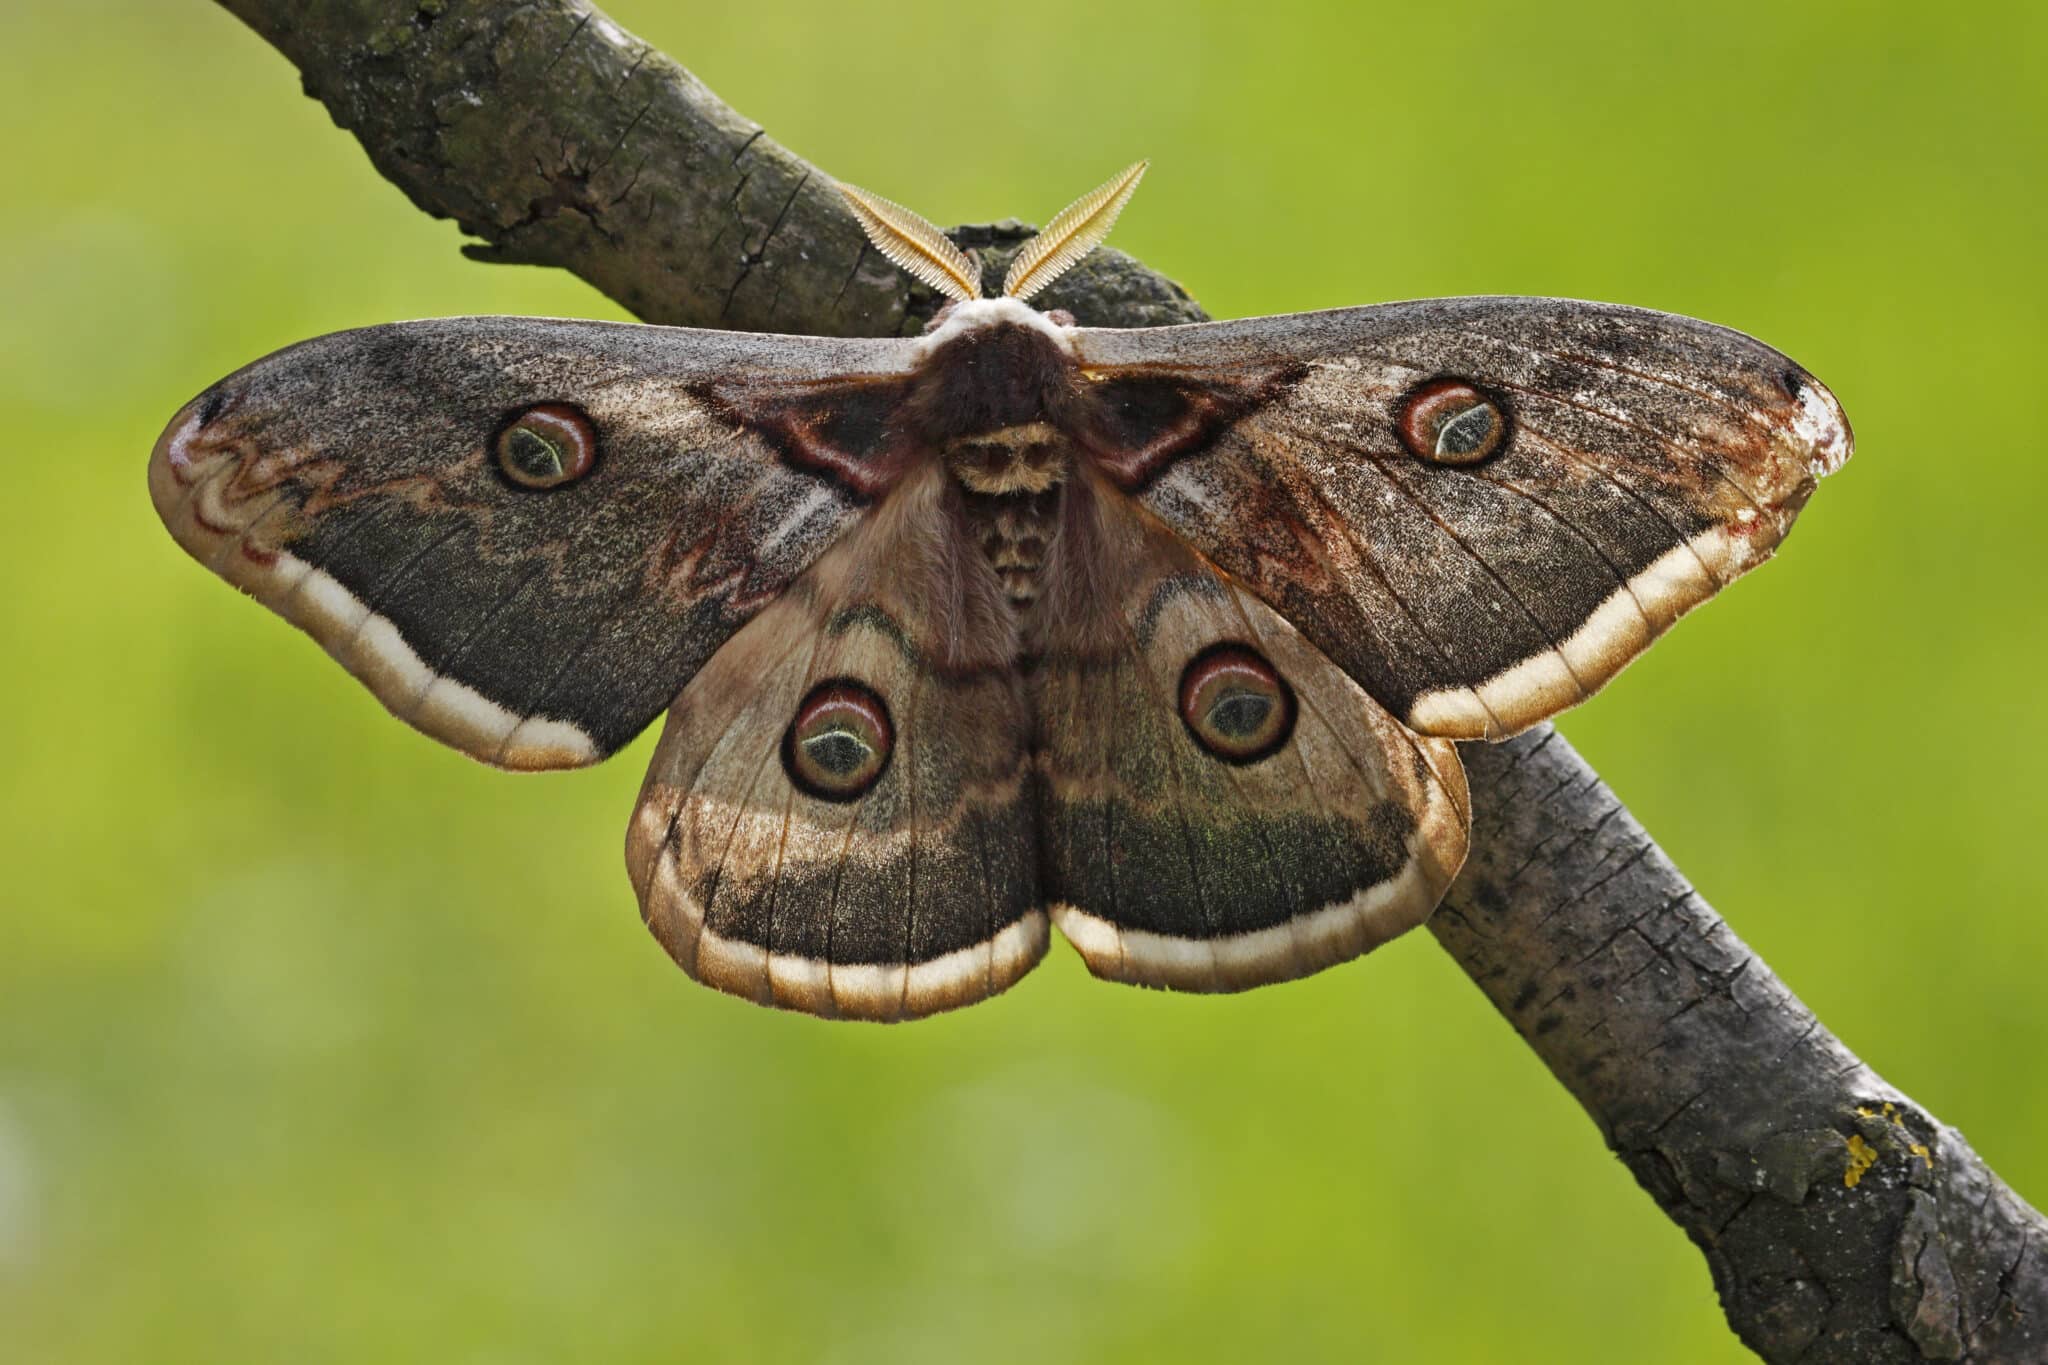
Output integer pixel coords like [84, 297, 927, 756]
[1032, 479, 1470, 991]
[626, 467, 1046, 1020]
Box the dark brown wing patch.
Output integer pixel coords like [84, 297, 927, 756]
[694, 373, 917, 499]
[1064, 361, 1307, 490]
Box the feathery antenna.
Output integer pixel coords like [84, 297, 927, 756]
[836, 181, 983, 303]
[1003, 161, 1149, 303]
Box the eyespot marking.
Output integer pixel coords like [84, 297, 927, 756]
[782, 679, 894, 801]
[1396, 380, 1509, 466]
[495, 403, 597, 490]
[1178, 644, 1296, 765]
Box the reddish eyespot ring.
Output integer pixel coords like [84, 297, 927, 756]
[1178, 644, 1296, 765]
[494, 403, 598, 489]
[1396, 379, 1509, 466]
[781, 680, 894, 801]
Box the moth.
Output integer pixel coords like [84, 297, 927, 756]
[150, 163, 1852, 1021]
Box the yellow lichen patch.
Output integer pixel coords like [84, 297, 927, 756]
[1910, 1142, 1934, 1169]
[1844, 1134, 1879, 1188]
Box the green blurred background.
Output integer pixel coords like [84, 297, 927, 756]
[2, 0, 2043, 1359]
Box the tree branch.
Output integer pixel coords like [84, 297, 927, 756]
[217, 0, 1200, 336]
[211, 2, 2048, 1358]
[1443, 733, 2045, 1361]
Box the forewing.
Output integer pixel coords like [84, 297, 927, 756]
[626, 468, 1045, 1021]
[150, 317, 921, 768]
[1032, 481, 1469, 992]
[1068, 298, 1853, 739]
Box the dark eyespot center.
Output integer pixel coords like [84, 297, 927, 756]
[1179, 644, 1296, 764]
[1208, 691, 1273, 738]
[506, 427, 565, 481]
[802, 729, 871, 776]
[495, 403, 597, 489]
[782, 680, 894, 801]
[1396, 379, 1509, 466]
[1435, 403, 1498, 457]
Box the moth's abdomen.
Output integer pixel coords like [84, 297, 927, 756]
[945, 422, 1072, 611]
[963, 487, 1060, 609]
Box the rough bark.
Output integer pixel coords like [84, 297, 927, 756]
[209, 2, 2048, 1359]
[1443, 734, 2044, 1361]
[216, 0, 1201, 336]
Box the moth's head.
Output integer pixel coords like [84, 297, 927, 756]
[837, 161, 1147, 329]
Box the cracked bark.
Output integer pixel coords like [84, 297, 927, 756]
[1442, 734, 2044, 1361]
[211, 2, 2048, 1359]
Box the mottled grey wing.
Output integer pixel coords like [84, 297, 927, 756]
[627, 466, 1046, 1021]
[150, 317, 921, 768]
[1070, 297, 1853, 739]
